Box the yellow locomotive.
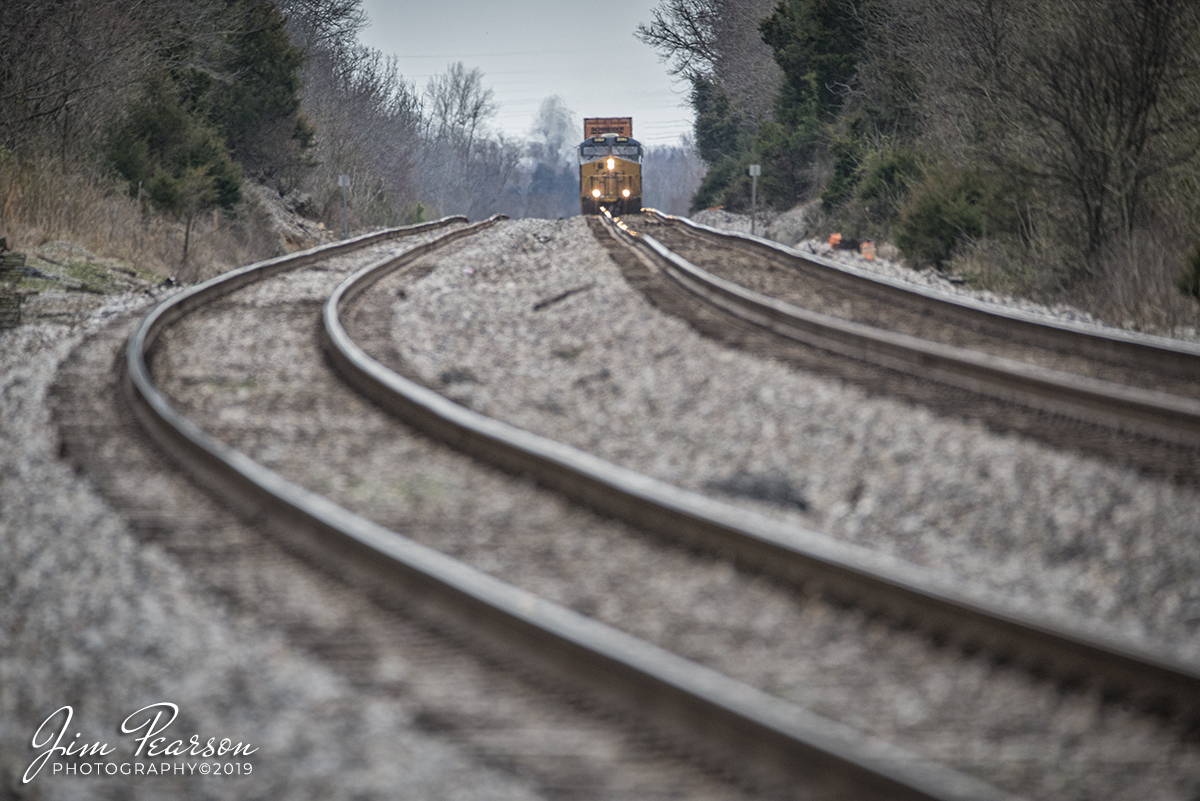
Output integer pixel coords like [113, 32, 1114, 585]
[579, 117, 642, 216]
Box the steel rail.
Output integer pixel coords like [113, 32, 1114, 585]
[121, 217, 467, 344]
[122, 214, 1013, 800]
[590, 215, 1200, 711]
[647, 208, 1200, 381]
[319, 222, 1022, 801]
[320, 213, 1200, 738]
[613, 212, 1200, 451]
[581, 209, 1198, 712]
[322, 210, 1200, 718]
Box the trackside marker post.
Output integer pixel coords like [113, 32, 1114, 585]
[339, 174, 350, 239]
[749, 164, 761, 236]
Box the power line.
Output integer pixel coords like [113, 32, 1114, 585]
[388, 48, 610, 59]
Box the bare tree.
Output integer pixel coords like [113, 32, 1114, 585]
[1013, 0, 1200, 252]
[424, 62, 497, 161]
[637, 0, 781, 122]
[279, 0, 427, 227]
[636, 0, 721, 82]
[416, 63, 512, 218]
[892, 0, 1200, 255]
[643, 139, 708, 215]
[712, 0, 783, 122]
[276, 0, 367, 54]
[0, 0, 221, 161]
[464, 135, 524, 219]
[519, 95, 579, 219]
[299, 42, 423, 223]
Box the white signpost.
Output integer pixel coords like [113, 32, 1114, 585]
[338, 174, 350, 239]
[749, 164, 761, 236]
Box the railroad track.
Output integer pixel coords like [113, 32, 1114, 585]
[118, 215, 1200, 799]
[635, 209, 1200, 395]
[328, 215, 1200, 708]
[611, 209, 1200, 482]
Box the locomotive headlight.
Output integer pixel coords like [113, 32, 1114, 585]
[592, 188, 601, 198]
[606, 158, 615, 170]
[622, 189, 631, 198]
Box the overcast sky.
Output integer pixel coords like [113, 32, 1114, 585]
[357, 0, 694, 147]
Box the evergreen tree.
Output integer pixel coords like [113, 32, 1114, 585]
[688, 77, 755, 210]
[759, 0, 865, 127]
[107, 75, 242, 263]
[746, 0, 869, 209]
[206, 0, 315, 182]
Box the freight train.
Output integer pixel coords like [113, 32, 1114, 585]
[579, 117, 642, 216]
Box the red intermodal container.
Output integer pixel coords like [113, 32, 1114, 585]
[583, 117, 632, 139]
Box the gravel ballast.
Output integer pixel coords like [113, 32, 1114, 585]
[384, 217, 1200, 660]
[689, 208, 1110, 328]
[11, 238, 758, 800]
[0, 285, 554, 799]
[141, 218, 1200, 798]
[7, 218, 1200, 799]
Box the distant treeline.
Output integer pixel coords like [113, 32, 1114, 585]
[0, 0, 703, 252]
[639, 0, 1200, 327]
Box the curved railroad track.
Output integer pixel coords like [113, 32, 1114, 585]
[116, 214, 1200, 799]
[327, 220, 1199, 793]
[124, 216, 1020, 800]
[610, 209, 1200, 482]
[640, 210, 1200, 395]
[325, 216, 1200, 711]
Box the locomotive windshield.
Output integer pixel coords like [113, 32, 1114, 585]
[578, 136, 643, 162]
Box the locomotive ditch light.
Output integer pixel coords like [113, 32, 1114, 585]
[622, 189, 631, 197]
[607, 158, 615, 170]
[592, 188, 601, 198]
